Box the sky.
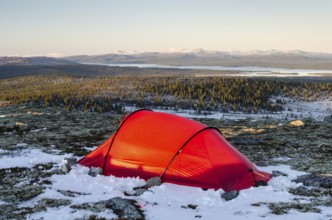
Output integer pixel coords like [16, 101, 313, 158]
[1, 0, 332, 57]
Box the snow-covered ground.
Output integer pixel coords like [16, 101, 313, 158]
[124, 98, 332, 121]
[1, 147, 331, 220]
[0, 147, 72, 169]
[282, 98, 332, 121]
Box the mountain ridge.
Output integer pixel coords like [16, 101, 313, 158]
[2, 50, 332, 70]
[62, 49, 332, 70]
[0, 56, 76, 66]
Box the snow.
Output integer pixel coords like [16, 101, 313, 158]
[0, 146, 330, 219]
[30, 127, 47, 133]
[125, 98, 332, 121]
[83, 146, 98, 151]
[273, 156, 292, 162]
[282, 98, 332, 121]
[28, 207, 117, 220]
[0, 146, 72, 169]
[22, 160, 330, 220]
[1, 147, 331, 219]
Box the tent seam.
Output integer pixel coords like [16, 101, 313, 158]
[160, 126, 222, 179]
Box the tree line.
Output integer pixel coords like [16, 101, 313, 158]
[0, 75, 331, 114]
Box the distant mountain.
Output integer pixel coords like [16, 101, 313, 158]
[63, 49, 332, 70]
[0, 56, 76, 66]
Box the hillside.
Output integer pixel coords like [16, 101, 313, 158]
[0, 56, 76, 66]
[64, 50, 332, 70]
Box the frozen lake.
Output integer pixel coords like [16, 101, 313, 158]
[84, 63, 332, 77]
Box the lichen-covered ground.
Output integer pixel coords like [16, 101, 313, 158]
[0, 105, 331, 220]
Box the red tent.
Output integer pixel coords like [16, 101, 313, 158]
[78, 109, 271, 191]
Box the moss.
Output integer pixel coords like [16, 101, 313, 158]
[0, 185, 44, 203]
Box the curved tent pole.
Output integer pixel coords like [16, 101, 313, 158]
[160, 126, 222, 179]
[102, 108, 153, 172]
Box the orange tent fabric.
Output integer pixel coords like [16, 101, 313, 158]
[78, 109, 272, 191]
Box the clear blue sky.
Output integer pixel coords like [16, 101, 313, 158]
[1, 0, 332, 56]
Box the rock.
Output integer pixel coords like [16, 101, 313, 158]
[39, 198, 71, 208]
[289, 120, 305, 127]
[125, 188, 149, 196]
[145, 176, 162, 188]
[106, 197, 144, 220]
[71, 202, 106, 213]
[63, 157, 77, 166]
[221, 190, 239, 201]
[60, 164, 71, 173]
[323, 115, 332, 123]
[181, 204, 198, 209]
[57, 189, 91, 197]
[293, 173, 332, 188]
[14, 122, 30, 132]
[88, 167, 103, 177]
[134, 188, 148, 196]
[272, 170, 288, 177]
[255, 180, 268, 187]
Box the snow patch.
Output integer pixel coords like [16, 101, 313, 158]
[83, 146, 98, 151]
[124, 98, 332, 121]
[27, 207, 117, 220]
[30, 127, 47, 133]
[273, 156, 292, 162]
[0, 147, 72, 169]
[26, 163, 330, 220]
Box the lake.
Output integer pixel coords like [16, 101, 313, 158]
[83, 63, 332, 77]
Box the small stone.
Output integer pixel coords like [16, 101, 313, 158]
[14, 122, 30, 132]
[255, 180, 268, 187]
[39, 198, 71, 208]
[145, 176, 162, 188]
[64, 157, 77, 166]
[106, 197, 144, 220]
[135, 188, 148, 196]
[125, 188, 148, 196]
[289, 120, 305, 127]
[60, 164, 71, 173]
[272, 170, 288, 177]
[88, 167, 103, 177]
[221, 190, 239, 201]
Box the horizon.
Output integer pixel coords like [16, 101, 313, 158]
[2, 48, 332, 58]
[1, 0, 332, 56]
